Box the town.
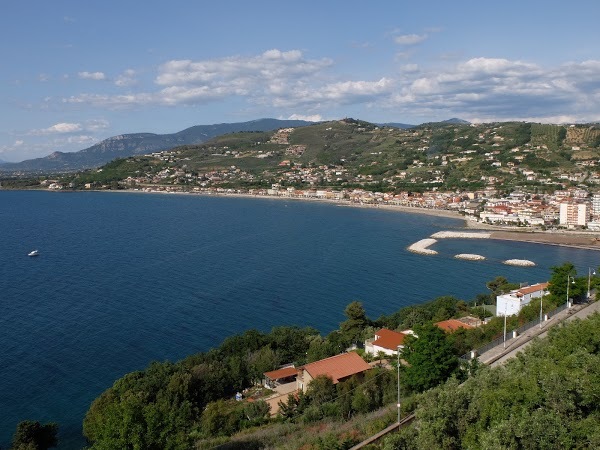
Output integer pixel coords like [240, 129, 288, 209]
[37, 120, 600, 231]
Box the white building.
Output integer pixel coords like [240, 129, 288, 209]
[559, 202, 588, 227]
[592, 194, 600, 221]
[496, 282, 549, 317]
[364, 328, 407, 356]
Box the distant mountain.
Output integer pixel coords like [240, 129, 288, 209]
[379, 119, 469, 129]
[378, 122, 415, 129]
[0, 119, 313, 174]
[441, 118, 470, 125]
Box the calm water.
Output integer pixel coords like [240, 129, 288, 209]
[1, 191, 598, 448]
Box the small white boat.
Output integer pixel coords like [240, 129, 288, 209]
[28, 250, 39, 257]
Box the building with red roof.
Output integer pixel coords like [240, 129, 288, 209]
[263, 366, 299, 389]
[296, 352, 371, 392]
[435, 319, 475, 333]
[497, 282, 549, 316]
[365, 328, 408, 356]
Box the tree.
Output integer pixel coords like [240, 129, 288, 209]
[306, 375, 337, 406]
[401, 323, 458, 393]
[339, 301, 369, 347]
[548, 262, 584, 304]
[11, 421, 58, 450]
[486, 276, 518, 300]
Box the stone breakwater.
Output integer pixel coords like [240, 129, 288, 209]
[455, 254, 486, 261]
[408, 238, 438, 255]
[431, 231, 491, 239]
[503, 259, 536, 267]
[408, 230, 537, 267]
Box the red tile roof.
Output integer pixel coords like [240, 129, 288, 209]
[264, 366, 298, 380]
[373, 328, 407, 350]
[435, 319, 474, 333]
[301, 352, 371, 384]
[516, 282, 549, 297]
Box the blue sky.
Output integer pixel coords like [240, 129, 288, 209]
[2, 0, 600, 162]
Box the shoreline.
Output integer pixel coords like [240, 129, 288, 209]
[14, 187, 600, 251]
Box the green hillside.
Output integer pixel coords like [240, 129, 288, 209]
[60, 119, 600, 193]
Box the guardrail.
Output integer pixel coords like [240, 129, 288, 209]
[460, 302, 570, 361]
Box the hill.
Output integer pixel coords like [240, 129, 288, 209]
[377, 122, 415, 129]
[385, 312, 600, 449]
[0, 119, 313, 174]
[62, 118, 600, 193]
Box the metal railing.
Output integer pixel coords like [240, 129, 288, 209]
[459, 302, 570, 361]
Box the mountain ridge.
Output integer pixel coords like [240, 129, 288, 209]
[0, 118, 314, 173]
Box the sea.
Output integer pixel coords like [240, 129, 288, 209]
[1, 190, 599, 449]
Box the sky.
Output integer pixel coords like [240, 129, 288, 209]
[2, 0, 600, 162]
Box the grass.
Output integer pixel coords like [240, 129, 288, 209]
[194, 404, 401, 449]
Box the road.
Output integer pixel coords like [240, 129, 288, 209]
[485, 301, 600, 367]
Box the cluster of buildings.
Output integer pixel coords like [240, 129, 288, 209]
[260, 280, 553, 415]
[261, 316, 480, 414]
[107, 180, 600, 231]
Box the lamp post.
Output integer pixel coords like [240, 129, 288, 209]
[540, 289, 546, 329]
[397, 345, 401, 424]
[503, 304, 507, 348]
[588, 268, 595, 299]
[566, 275, 575, 308]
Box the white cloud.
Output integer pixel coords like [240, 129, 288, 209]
[385, 57, 600, 123]
[60, 49, 396, 113]
[28, 120, 110, 136]
[85, 119, 110, 131]
[286, 114, 322, 122]
[155, 49, 331, 87]
[401, 64, 419, 73]
[115, 69, 137, 87]
[32, 122, 82, 135]
[14, 140, 24, 146]
[78, 71, 106, 81]
[56, 49, 600, 124]
[66, 135, 95, 145]
[394, 34, 428, 45]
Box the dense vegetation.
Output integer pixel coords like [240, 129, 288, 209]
[21, 119, 596, 193]
[384, 312, 600, 449]
[9, 421, 58, 450]
[83, 325, 319, 449]
[78, 263, 597, 449]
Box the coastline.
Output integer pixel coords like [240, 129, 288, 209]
[488, 230, 600, 251]
[21, 187, 600, 251]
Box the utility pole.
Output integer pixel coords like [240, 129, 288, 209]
[503, 304, 507, 349]
[397, 345, 401, 424]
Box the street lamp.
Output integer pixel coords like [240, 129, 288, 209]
[588, 268, 596, 299]
[540, 289, 547, 329]
[566, 275, 575, 308]
[397, 345, 401, 424]
[503, 303, 507, 348]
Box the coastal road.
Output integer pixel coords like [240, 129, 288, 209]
[485, 300, 600, 367]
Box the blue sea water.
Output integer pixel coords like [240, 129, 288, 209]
[1, 190, 599, 448]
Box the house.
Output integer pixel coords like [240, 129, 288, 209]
[496, 282, 549, 316]
[364, 328, 408, 356]
[435, 319, 475, 333]
[296, 352, 371, 393]
[263, 366, 298, 389]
